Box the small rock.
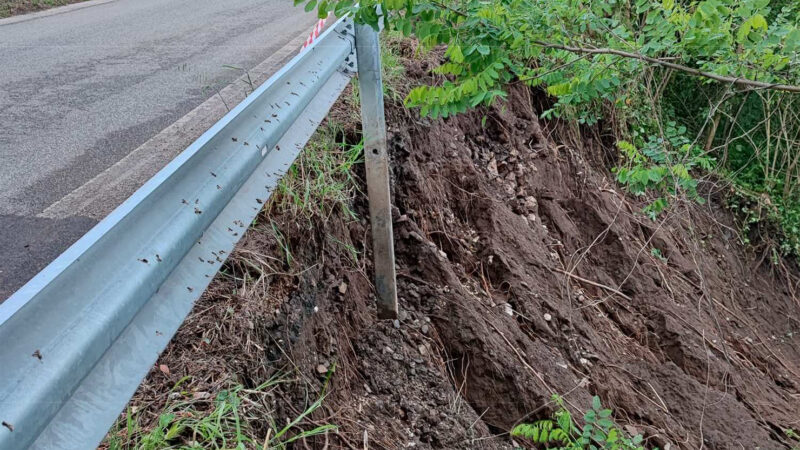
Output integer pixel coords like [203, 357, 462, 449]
[502, 303, 514, 317]
[392, 353, 404, 361]
[338, 282, 348, 294]
[421, 324, 429, 335]
[544, 313, 552, 322]
[409, 231, 424, 242]
[487, 158, 499, 177]
[523, 196, 538, 212]
[438, 250, 448, 259]
[316, 364, 329, 374]
[159, 364, 170, 375]
[393, 320, 400, 329]
[418, 345, 428, 356]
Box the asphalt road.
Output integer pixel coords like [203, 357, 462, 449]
[0, 0, 317, 299]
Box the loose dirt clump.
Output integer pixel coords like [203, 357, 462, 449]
[117, 43, 800, 449]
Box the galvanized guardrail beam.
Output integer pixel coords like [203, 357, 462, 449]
[0, 17, 361, 450]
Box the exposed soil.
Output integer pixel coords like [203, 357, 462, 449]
[121, 43, 800, 449]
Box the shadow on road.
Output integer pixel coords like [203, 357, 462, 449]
[0, 214, 96, 301]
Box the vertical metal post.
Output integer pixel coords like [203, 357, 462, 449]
[355, 23, 398, 320]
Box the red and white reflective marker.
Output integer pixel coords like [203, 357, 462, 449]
[301, 16, 329, 53]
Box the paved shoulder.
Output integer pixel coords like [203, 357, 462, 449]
[0, 215, 96, 300]
[0, 0, 316, 298]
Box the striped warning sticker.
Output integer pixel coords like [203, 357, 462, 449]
[300, 16, 329, 53]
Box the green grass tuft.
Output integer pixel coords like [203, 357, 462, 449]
[271, 122, 363, 224]
[104, 372, 336, 450]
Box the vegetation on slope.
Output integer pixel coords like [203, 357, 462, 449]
[306, 0, 800, 263]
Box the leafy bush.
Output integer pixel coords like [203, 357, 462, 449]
[614, 123, 714, 219]
[511, 395, 645, 450]
[296, 0, 800, 257]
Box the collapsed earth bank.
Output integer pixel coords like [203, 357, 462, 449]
[119, 43, 800, 450]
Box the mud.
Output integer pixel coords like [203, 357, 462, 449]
[124, 45, 800, 449]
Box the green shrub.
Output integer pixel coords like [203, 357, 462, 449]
[296, 0, 800, 256]
[511, 395, 645, 450]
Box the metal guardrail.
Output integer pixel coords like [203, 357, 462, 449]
[0, 16, 390, 449]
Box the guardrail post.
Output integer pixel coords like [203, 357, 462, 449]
[355, 23, 398, 320]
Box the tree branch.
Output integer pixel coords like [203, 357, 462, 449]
[427, 0, 800, 93]
[533, 42, 800, 93]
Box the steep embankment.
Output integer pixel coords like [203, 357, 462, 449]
[116, 42, 800, 449]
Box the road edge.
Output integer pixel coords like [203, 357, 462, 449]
[0, 0, 117, 26]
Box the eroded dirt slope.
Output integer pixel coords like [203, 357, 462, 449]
[122, 45, 800, 449]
